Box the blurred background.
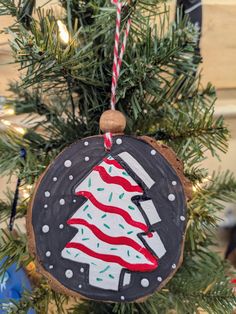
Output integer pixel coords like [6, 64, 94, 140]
[0, 0, 236, 250]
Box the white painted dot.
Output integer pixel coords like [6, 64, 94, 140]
[44, 191, 50, 197]
[168, 194, 175, 201]
[121, 296, 125, 301]
[64, 160, 72, 167]
[80, 267, 84, 273]
[172, 181, 177, 186]
[59, 224, 64, 229]
[46, 251, 51, 257]
[73, 199, 77, 203]
[69, 175, 73, 180]
[53, 177, 57, 182]
[85, 156, 89, 162]
[78, 284, 82, 289]
[141, 278, 149, 288]
[42, 225, 49, 233]
[180, 216, 185, 221]
[49, 265, 54, 269]
[172, 264, 176, 269]
[65, 269, 73, 278]
[151, 150, 156, 156]
[157, 277, 162, 282]
[59, 198, 65, 205]
[84, 141, 89, 146]
[116, 138, 122, 145]
[44, 204, 48, 209]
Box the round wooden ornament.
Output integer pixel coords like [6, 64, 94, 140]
[28, 134, 191, 302]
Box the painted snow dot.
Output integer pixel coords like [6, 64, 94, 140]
[59, 199, 65, 205]
[29, 134, 188, 302]
[65, 269, 73, 279]
[172, 264, 176, 269]
[44, 191, 50, 197]
[64, 160, 72, 167]
[84, 141, 89, 146]
[172, 181, 177, 186]
[42, 225, 49, 233]
[168, 194, 175, 201]
[116, 138, 122, 145]
[141, 278, 149, 288]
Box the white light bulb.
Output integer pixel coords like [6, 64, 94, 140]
[57, 20, 69, 44]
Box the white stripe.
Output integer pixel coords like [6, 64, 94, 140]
[185, 2, 201, 14]
[123, 272, 131, 286]
[140, 200, 161, 224]
[118, 152, 155, 189]
[141, 232, 166, 258]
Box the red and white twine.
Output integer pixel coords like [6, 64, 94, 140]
[103, 132, 113, 151]
[104, 1, 131, 151]
[110, 0, 131, 110]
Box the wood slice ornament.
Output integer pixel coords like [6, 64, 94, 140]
[28, 110, 191, 302]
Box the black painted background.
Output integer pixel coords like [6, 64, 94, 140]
[31, 135, 187, 302]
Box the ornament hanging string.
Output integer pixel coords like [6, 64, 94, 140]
[110, 0, 131, 110]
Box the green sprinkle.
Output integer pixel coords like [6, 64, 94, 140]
[82, 238, 90, 241]
[110, 248, 118, 251]
[127, 231, 133, 235]
[97, 188, 104, 191]
[127, 250, 130, 257]
[103, 223, 110, 229]
[87, 213, 92, 220]
[74, 253, 79, 257]
[100, 266, 110, 273]
[119, 224, 124, 229]
[81, 228, 84, 235]
[66, 250, 71, 255]
[136, 255, 141, 259]
[83, 205, 89, 212]
[128, 205, 135, 210]
[108, 192, 113, 202]
[109, 166, 112, 173]
[96, 278, 103, 282]
[109, 274, 114, 279]
[119, 193, 124, 199]
[88, 178, 92, 187]
[101, 214, 107, 219]
[91, 262, 97, 266]
[97, 243, 100, 248]
[122, 171, 128, 176]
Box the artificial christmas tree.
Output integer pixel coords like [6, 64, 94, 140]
[0, 0, 236, 313]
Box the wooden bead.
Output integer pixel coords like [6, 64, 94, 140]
[99, 110, 126, 134]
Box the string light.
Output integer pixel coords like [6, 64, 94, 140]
[57, 20, 69, 44]
[13, 126, 26, 135]
[1, 119, 11, 126]
[192, 176, 211, 192]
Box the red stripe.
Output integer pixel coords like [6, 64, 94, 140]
[67, 218, 155, 262]
[93, 165, 143, 193]
[103, 158, 123, 169]
[66, 242, 157, 271]
[76, 191, 147, 231]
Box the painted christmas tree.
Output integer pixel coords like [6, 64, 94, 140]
[61, 152, 166, 290]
